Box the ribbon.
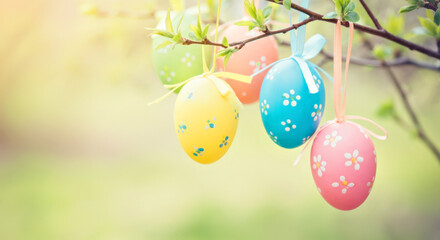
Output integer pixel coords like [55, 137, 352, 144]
[250, 0, 332, 94]
[293, 20, 388, 166]
[148, 0, 252, 106]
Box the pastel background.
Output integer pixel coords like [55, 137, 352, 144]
[0, 0, 439, 240]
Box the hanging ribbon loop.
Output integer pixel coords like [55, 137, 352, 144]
[248, 0, 332, 94]
[345, 115, 388, 140]
[250, 34, 331, 94]
[293, 20, 387, 167]
[149, 71, 252, 106]
[334, 20, 354, 122]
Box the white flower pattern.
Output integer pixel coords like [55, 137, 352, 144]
[269, 131, 278, 143]
[261, 100, 270, 115]
[344, 150, 364, 170]
[282, 89, 301, 107]
[311, 104, 323, 121]
[181, 52, 196, 67]
[157, 45, 170, 54]
[312, 155, 326, 177]
[323, 131, 342, 148]
[265, 67, 279, 81]
[313, 75, 321, 89]
[332, 176, 355, 194]
[281, 119, 296, 132]
[249, 56, 267, 73]
[159, 66, 176, 82]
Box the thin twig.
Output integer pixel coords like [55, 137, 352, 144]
[278, 40, 440, 71]
[356, 0, 440, 161]
[355, 0, 440, 161]
[181, 17, 316, 49]
[320, 49, 440, 71]
[382, 62, 440, 161]
[359, 0, 383, 30]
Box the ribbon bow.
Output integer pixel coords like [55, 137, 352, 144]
[148, 0, 252, 106]
[251, 0, 332, 93]
[294, 20, 388, 166]
[148, 71, 251, 106]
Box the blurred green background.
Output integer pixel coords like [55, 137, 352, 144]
[0, 0, 439, 239]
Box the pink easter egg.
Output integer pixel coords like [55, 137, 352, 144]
[310, 121, 377, 211]
[216, 25, 278, 104]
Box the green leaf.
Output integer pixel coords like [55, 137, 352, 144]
[373, 45, 393, 60]
[426, 9, 434, 20]
[222, 36, 229, 47]
[241, 0, 272, 32]
[399, 5, 417, 13]
[165, 9, 174, 34]
[197, 16, 202, 32]
[189, 24, 201, 39]
[234, 20, 255, 27]
[377, 99, 395, 118]
[262, 6, 272, 19]
[385, 14, 405, 36]
[323, 12, 338, 19]
[409, 128, 418, 139]
[155, 40, 173, 50]
[344, 1, 355, 14]
[256, 9, 265, 27]
[283, 0, 291, 10]
[217, 48, 239, 67]
[344, 11, 360, 22]
[176, 15, 184, 31]
[434, 9, 440, 25]
[201, 24, 210, 39]
[146, 28, 175, 39]
[335, 0, 343, 16]
[172, 31, 183, 43]
[244, 0, 257, 20]
[419, 17, 438, 36]
[187, 32, 197, 41]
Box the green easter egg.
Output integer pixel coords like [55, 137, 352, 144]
[152, 13, 206, 92]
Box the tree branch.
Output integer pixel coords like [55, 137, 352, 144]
[266, 0, 440, 60]
[423, 0, 439, 11]
[174, 0, 440, 60]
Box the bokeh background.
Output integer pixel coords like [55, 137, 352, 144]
[1, 0, 440, 239]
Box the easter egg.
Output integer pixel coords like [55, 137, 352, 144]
[216, 25, 278, 104]
[174, 76, 240, 164]
[310, 121, 377, 211]
[152, 13, 205, 91]
[259, 58, 325, 148]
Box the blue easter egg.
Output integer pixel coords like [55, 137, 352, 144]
[259, 58, 326, 149]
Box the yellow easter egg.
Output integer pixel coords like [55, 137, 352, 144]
[174, 76, 240, 164]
